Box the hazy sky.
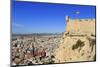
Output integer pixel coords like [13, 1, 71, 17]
[12, 1, 96, 34]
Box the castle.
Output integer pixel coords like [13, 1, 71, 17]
[66, 16, 95, 36]
[54, 16, 96, 63]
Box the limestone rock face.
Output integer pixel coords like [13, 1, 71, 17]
[54, 17, 96, 63]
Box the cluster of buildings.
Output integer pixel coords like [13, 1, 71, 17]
[11, 34, 62, 66]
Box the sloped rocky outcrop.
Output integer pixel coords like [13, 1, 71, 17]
[54, 17, 96, 63]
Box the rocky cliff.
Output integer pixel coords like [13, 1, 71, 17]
[54, 16, 96, 63]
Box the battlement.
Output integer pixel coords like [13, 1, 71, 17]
[65, 16, 95, 35]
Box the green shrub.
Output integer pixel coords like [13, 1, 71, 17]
[72, 39, 84, 50]
[48, 60, 55, 64]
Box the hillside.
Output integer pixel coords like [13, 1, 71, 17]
[54, 16, 96, 63]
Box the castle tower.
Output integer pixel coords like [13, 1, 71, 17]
[66, 16, 69, 22]
[65, 16, 70, 32]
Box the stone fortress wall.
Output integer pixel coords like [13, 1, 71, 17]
[66, 16, 95, 35]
